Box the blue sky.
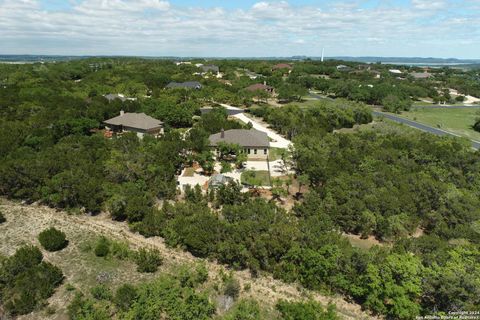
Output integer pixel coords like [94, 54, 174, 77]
[1, 0, 479, 58]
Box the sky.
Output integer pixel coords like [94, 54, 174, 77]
[0, 0, 479, 58]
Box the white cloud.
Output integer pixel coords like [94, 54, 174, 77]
[412, 0, 447, 10]
[0, 0, 478, 58]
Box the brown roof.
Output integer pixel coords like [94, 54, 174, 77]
[245, 83, 273, 92]
[273, 63, 292, 70]
[209, 129, 270, 148]
[104, 112, 163, 131]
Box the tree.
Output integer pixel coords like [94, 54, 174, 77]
[474, 118, 480, 132]
[276, 300, 339, 320]
[114, 284, 138, 311]
[0, 246, 63, 316]
[134, 248, 163, 273]
[297, 174, 310, 195]
[382, 94, 412, 113]
[94, 236, 110, 257]
[38, 227, 68, 252]
[360, 254, 423, 319]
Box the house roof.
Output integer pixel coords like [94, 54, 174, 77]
[389, 69, 403, 74]
[208, 174, 234, 188]
[104, 113, 163, 131]
[104, 93, 126, 102]
[245, 83, 273, 92]
[273, 63, 292, 70]
[166, 81, 202, 89]
[411, 72, 433, 79]
[209, 129, 270, 148]
[201, 65, 219, 73]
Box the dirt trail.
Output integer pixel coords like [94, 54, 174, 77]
[0, 200, 377, 320]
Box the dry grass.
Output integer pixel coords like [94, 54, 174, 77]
[0, 199, 378, 320]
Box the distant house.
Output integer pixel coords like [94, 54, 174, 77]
[245, 70, 262, 80]
[411, 72, 433, 80]
[201, 65, 220, 74]
[174, 61, 192, 66]
[103, 111, 164, 138]
[389, 69, 403, 75]
[336, 65, 352, 72]
[245, 83, 275, 95]
[209, 129, 270, 160]
[103, 93, 136, 102]
[165, 81, 202, 90]
[272, 63, 293, 72]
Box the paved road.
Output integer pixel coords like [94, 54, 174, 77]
[412, 105, 480, 109]
[373, 111, 480, 149]
[307, 91, 480, 150]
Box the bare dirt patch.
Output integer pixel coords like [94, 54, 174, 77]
[0, 199, 377, 320]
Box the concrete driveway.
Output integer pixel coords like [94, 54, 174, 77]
[225, 109, 292, 149]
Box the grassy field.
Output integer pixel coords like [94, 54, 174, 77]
[241, 170, 271, 186]
[400, 107, 480, 141]
[0, 199, 373, 320]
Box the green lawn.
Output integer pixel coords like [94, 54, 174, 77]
[241, 170, 271, 186]
[268, 147, 285, 161]
[400, 107, 480, 141]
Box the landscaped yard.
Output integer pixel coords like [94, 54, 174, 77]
[241, 170, 271, 186]
[268, 147, 286, 161]
[400, 107, 480, 141]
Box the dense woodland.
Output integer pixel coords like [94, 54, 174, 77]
[0, 59, 479, 319]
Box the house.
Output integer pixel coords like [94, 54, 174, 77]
[208, 174, 234, 189]
[174, 61, 192, 66]
[209, 129, 270, 160]
[201, 65, 220, 74]
[246, 71, 261, 80]
[103, 111, 164, 138]
[165, 81, 202, 90]
[336, 65, 352, 72]
[389, 69, 403, 75]
[104, 93, 129, 102]
[272, 63, 293, 72]
[411, 72, 433, 80]
[245, 83, 275, 95]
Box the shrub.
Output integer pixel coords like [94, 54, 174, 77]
[474, 119, 480, 133]
[195, 263, 209, 284]
[133, 248, 162, 273]
[276, 300, 339, 320]
[68, 293, 110, 320]
[0, 211, 6, 224]
[38, 227, 68, 252]
[0, 246, 63, 316]
[114, 284, 137, 311]
[90, 284, 112, 300]
[110, 240, 131, 260]
[94, 237, 110, 257]
[223, 277, 240, 299]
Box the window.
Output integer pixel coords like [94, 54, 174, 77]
[264, 149, 267, 155]
[254, 149, 257, 155]
[247, 149, 251, 154]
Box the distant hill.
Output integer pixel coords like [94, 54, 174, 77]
[325, 56, 480, 66]
[1, 54, 479, 67]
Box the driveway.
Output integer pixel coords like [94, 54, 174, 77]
[245, 160, 291, 177]
[219, 104, 292, 149]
